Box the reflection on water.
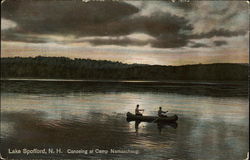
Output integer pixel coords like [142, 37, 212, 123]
[134, 121, 178, 135]
[1, 80, 249, 160]
[1, 79, 248, 97]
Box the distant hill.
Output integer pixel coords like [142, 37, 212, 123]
[1, 56, 248, 81]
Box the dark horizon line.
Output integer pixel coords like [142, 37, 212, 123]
[1, 55, 248, 67]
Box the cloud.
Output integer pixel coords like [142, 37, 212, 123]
[186, 1, 248, 34]
[129, 1, 248, 34]
[1, 18, 17, 30]
[190, 29, 247, 39]
[1, 0, 248, 49]
[190, 43, 209, 48]
[1, 0, 193, 48]
[168, 1, 195, 11]
[88, 38, 149, 46]
[1, 0, 139, 35]
[213, 40, 228, 47]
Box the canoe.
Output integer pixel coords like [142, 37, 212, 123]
[126, 112, 178, 123]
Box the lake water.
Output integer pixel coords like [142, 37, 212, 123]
[1, 79, 249, 160]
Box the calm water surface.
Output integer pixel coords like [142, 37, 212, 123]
[1, 79, 249, 160]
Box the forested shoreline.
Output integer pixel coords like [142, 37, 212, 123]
[1, 56, 248, 81]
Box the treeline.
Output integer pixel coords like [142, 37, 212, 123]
[1, 56, 248, 81]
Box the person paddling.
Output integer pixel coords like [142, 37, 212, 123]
[135, 104, 144, 116]
[158, 107, 168, 117]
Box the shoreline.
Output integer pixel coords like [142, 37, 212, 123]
[1, 78, 248, 85]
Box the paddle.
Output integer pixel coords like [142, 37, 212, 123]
[152, 117, 159, 123]
[142, 109, 145, 114]
[136, 109, 144, 116]
[152, 111, 168, 123]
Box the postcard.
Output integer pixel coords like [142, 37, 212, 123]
[1, 0, 249, 159]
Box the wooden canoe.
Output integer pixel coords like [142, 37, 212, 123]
[126, 112, 178, 123]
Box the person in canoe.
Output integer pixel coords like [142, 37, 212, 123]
[158, 107, 168, 117]
[135, 104, 144, 116]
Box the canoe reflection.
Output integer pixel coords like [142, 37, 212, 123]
[157, 121, 178, 134]
[133, 120, 178, 135]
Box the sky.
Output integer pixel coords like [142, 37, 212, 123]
[1, 0, 249, 66]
